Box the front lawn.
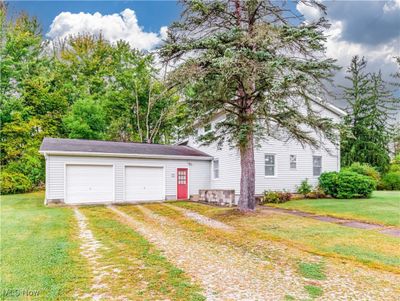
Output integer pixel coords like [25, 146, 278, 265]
[0, 192, 204, 300]
[0, 192, 89, 300]
[1, 192, 399, 299]
[269, 191, 400, 226]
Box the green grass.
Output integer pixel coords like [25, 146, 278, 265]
[270, 191, 400, 226]
[0, 192, 90, 300]
[1, 192, 204, 300]
[304, 285, 323, 299]
[171, 201, 400, 272]
[298, 262, 326, 280]
[2, 192, 399, 299]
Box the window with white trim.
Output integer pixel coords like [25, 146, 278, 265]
[290, 155, 297, 169]
[313, 156, 322, 176]
[265, 154, 275, 176]
[213, 159, 219, 179]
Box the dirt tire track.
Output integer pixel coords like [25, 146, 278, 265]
[109, 205, 309, 301]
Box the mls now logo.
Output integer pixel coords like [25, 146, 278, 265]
[2, 288, 40, 297]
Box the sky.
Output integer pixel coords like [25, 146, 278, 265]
[6, 0, 400, 109]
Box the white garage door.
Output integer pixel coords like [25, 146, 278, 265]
[65, 165, 113, 204]
[125, 166, 164, 201]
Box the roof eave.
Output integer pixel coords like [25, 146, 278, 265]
[311, 98, 347, 117]
[39, 150, 213, 161]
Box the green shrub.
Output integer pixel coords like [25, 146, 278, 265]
[318, 172, 339, 196]
[0, 170, 33, 194]
[319, 171, 376, 199]
[342, 162, 380, 182]
[380, 172, 400, 190]
[262, 190, 292, 204]
[297, 179, 312, 195]
[336, 171, 376, 198]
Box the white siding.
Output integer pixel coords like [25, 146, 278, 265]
[46, 155, 210, 202]
[188, 102, 341, 195]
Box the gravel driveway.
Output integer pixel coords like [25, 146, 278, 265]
[107, 204, 400, 301]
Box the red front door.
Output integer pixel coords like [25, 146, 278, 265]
[177, 168, 188, 199]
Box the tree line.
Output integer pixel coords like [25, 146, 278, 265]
[1, 2, 399, 207]
[1, 9, 185, 193]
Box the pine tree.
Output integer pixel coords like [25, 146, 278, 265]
[341, 56, 398, 172]
[160, 0, 339, 211]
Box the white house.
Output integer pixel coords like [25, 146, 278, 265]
[40, 101, 345, 205]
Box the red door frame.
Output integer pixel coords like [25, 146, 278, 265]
[177, 168, 188, 200]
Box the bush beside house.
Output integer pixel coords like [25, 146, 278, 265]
[262, 191, 292, 204]
[319, 171, 376, 199]
[297, 179, 312, 195]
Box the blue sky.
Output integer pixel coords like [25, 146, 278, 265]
[6, 1, 400, 106]
[7, 1, 182, 34]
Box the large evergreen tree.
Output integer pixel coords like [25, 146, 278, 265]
[160, 0, 339, 211]
[341, 56, 398, 172]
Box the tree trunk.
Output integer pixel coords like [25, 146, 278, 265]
[238, 131, 256, 211]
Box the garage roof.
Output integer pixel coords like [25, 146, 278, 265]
[40, 138, 212, 159]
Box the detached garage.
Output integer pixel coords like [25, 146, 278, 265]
[40, 138, 212, 205]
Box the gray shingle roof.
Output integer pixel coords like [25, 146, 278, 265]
[40, 138, 211, 158]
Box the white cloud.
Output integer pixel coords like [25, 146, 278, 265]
[325, 21, 398, 74]
[47, 9, 166, 50]
[323, 20, 399, 111]
[296, 1, 323, 23]
[383, 0, 400, 13]
[159, 26, 168, 41]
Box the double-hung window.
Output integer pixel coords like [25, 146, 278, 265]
[265, 154, 275, 176]
[313, 156, 322, 176]
[213, 159, 219, 179]
[290, 155, 297, 170]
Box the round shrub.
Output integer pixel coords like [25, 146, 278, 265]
[318, 172, 339, 197]
[0, 171, 33, 194]
[342, 162, 380, 183]
[380, 172, 400, 190]
[319, 171, 375, 199]
[336, 171, 376, 198]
